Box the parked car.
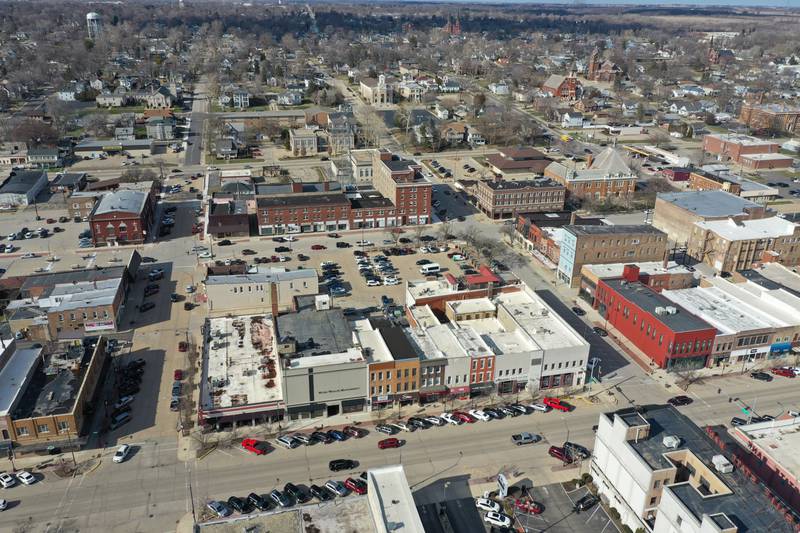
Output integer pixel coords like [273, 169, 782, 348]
[440, 412, 462, 425]
[572, 306, 586, 316]
[309, 484, 332, 501]
[564, 441, 591, 460]
[529, 403, 551, 413]
[771, 367, 795, 378]
[247, 492, 271, 511]
[376, 424, 396, 435]
[475, 497, 501, 513]
[206, 500, 232, 518]
[227, 496, 250, 514]
[548, 445, 573, 463]
[269, 489, 292, 508]
[345, 477, 368, 495]
[284, 482, 310, 503]
[593, 326, 608, 337]
[574, 494, 598, 512]
[484, 511, 512, 528]
[750, 371, 773, 382]
[424, 416, 445, 426]
[325, 480, 348, 497]
[327, 429, 347, 441]
[329, 459, 357, 472]
[730, 417, 748, 427]
[343, 426, 365, 438]
[15, 471, 36, 485]
[469, 409, 491, 422]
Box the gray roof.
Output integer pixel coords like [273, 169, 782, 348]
[589, 147, 632, 175]
[657, 190, 763, 217]
[566, 224, 665, 237]
[612, 404, 796, 533]
[93, 189, 148, 216]
[0, 170, 46, 195]
[276, 307, 353, 357]
[603, 279, 712, 333]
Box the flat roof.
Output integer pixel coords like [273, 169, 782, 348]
[206, 269, 316, 286]
[276, 306, 353, 357]
[383, 158, 418, 172]
[583, 261, 693, 279]
[518, 211, 605, 228]
[354, 324, 394, 363]
[0, 345, 42, 417]
[405, 279, 459, 303]
[734, 417, 800, 484]
[603, 279, 713, 333]
[286, 347, 365, 369]
[45, 278, 122, 313]
[661, 286, 782, 334]
[657, 190, 763, 217]
[449, 298, 495, 315]
[694, 217, 797, 241]
[741, 153, 794, 161]
[740, 263, 800, 297]
[0, 170, 45, 194]
[612, 405, 795, 532]
[367, 465, 425, 533]
[20, 265, 126, 293]
[706, 133, 779, 146]
[566, 224, 664, 237]
[256, 192, 349, 209]
[12, 342, 95, 419]
[379, 326, 418, 360]
[202, 315, 283, 413]
[93, 189, 148, 216]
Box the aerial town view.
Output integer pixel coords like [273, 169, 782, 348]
[2, 0, 800, 531]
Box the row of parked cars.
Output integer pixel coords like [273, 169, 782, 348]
[206, 472, 370, 519]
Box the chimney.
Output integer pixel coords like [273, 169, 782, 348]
[569, 211, 577, 225]
[622, 264, 640, 283]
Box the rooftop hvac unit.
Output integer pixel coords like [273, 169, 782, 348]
[654, 307, 666, 316]
[662, 435, 681, 449]
[540, 308, 549, 316]
[712, 454, 733, 474]
[665, 306, 678, 315]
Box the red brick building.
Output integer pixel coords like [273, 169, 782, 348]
[739, 102, 800, 133]
[256, 193, 351, 235]
[372, 151, 431, 226]
[702, 133, 781, 164]
[516, 211, 605, 265]
[687, 170, 742, 195]
[90, 189, 155, 246]
[475, 178, 566, 219]
[594, 265, 717, 371]
[541, 74, 582, 101]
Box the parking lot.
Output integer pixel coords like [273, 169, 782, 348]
[423, 155, 487, 182]
[512, 483, 618, 533]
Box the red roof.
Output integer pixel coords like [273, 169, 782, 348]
[444, 273, 458, 286]
[465, 265, 501, 285]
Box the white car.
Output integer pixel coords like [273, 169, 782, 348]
[440, 412, 462, 425]
[113, 444, 131, 463]
[383, 277, 399, 286]
[284, 235, 297, 242]
[21, 252, 37, 259]
[15, 471, 35, 485]
[420, 246, 432, 253]
[325, 480, 348, 497]
[469, 409, 491, 422]
[529, 403, 551, 413]
[475, 497, 501, 513]
[0, 472, 15, 488]
[484, 511, 512, 528]
[367, 279, 382, 287]
[277, 256, 290, 262]
[320, 261, 336, 267]
[355, 240, 373, 247]
[0, 499, 6, 510]
[425, 416, 445, 426]
[390, 422, 415, 432]
[198, 251, 213, 258]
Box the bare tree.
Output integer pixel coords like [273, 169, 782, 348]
[385, 227, 404, 246]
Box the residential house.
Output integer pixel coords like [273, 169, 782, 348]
[276, 91, 303, 106]
[218, 85, 250, 109]
[145, 117, 175, 140]
[144, 86, 172, 109]
[488, 82, 510, 96]
[541, 74, 582, 100]
[26, 147, 62, 168]
[289, 128, 319, 157]
[561, 111, 586, 128]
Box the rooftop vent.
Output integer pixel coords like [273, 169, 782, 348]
[665, 306, 678, 315]
[654, 306, 666, 316]
[712, 454, 733, 474]
[663, 435, 681, 449]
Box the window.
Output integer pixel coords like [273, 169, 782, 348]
[404, 369, 409, 378]
[378, 371, 382, 380]
[472, 360, 478, 370]
[396, 370, 401, 379]
[411, 381, 416, 389]
[649, 497, 657, 506]
[447, 376, 452, 385]
[654, 480, 661, 489]
[371, 372, 375, 381]
[16, 427, 29, 437]
[37, 424, 49, 434]
[371, 387, 375, 395]
[378, 385, 383, 394]
[58, 420, 70, 432]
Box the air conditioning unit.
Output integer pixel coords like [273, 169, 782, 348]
[654, 307, 666, 316]
[663, 435, 681, 449]
[712, 454, 733, 474]
[665, 306, 678, 315]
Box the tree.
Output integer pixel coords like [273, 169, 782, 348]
[385, 227, 404, 246]
[9, 120, 58, 146]
[473, 92, 486, 117]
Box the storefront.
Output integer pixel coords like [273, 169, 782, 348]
[342, 398, 365, 414]
[470, 382, 495, 398]
[398, 393, 418, 406]
[769, 341, 793, 358]
[448, 385, 470, 400]
[370, 395, 394, 410]
[418, 386, 448, 404]
[731, 345, 770, 363]
[496, 380, 527, 395]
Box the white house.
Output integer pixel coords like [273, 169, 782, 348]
[561, 111, 585, 128]
[488, 82, 510, 96]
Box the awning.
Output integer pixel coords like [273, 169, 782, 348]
[419, 386, 448, 395]
[771, 342, 793, 352]
[470, 382, 495, 392]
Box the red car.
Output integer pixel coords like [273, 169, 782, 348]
[548, 445, 572, 464]
[178, 341, 188, 352]
[770, 367, 795, 378]
[543, 397, 573, 412]
[378, 438, 401, 449]
[345, 477, 368, 495]
[311, 244, 326, 250]
[173, 369, 183, 380]
[241, 438, 271, 455]
[453, 411, 475, 423]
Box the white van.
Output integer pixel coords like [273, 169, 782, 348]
[419, 263, 441, 275]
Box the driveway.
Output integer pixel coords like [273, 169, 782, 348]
[514, 483, 619, 533]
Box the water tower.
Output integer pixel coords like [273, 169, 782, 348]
[86, 12, 102, 40]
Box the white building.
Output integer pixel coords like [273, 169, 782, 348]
[367, 465, 425, 533]
[591, 404, 794, 533]
[0, 169, 48, 206]
[204, 269, 319, 316]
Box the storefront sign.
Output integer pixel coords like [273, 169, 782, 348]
[84, 320, 115, 332]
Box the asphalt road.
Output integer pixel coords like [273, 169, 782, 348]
[185, 83, 208, 166]
[4, 371, 796, 532]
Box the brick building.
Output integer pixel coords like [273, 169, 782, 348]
[89, 189, 155, 245]
[541, 73, 582, 100]
[372, 151, 431, 226]
[475, 178, 566, 219]
[739, 102, 800, 133]
[516, 211, 604, 265]
[594, 265, 717, 371]
[557, 225, 668, 287]
[256, 193, 351, 236]
[687, 169, 742, 195]
[486, 147, 552, 176]
[545, 148, 637, 201]
[702, 133, 787, 168]
[688, 216, 800, 272]
[587, 47, 622, 83]
[579, 261, 696, 303]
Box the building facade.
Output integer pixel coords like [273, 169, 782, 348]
[739, 102, 800, 133]
[475, 178, 566, 219]
[545, 148, 637, 201]
[557, 225, 668, 287]
[205, 270, 319, 316]
[90, 189, 155, 246]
